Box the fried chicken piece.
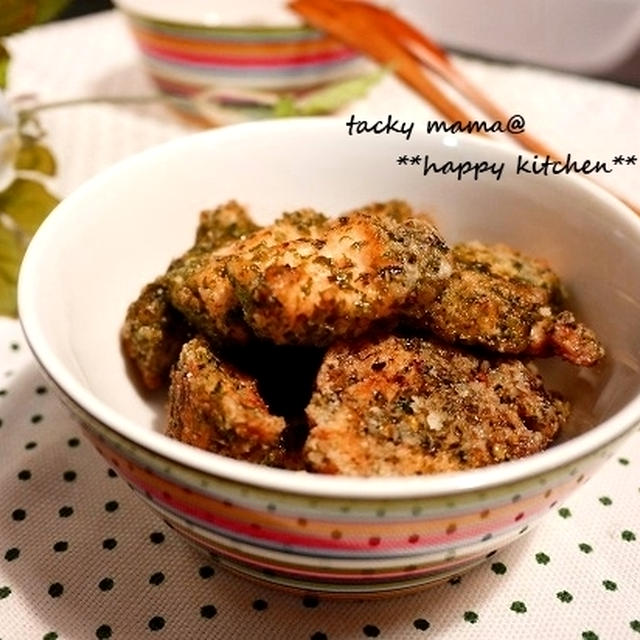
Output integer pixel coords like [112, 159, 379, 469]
[164, 201, 261, 342]
[170, 208, 328, 346]
[425, 241, 604, 366]
[167, 336, 297, 467]
[227, 207, 452, 345]
[121, 280, 189, 390]
[122, 201, 258, 389]
[304, 334, 569, 476]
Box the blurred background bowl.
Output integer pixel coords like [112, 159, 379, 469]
[17, 118, 640, 596]
[114, 0, 366, 110]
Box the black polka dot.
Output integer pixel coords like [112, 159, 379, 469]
[200, 604, 217, 619]
[53, 541, 68, 553]
[43, 632, 58, 640]
[199, 565, 215, 579]
[149, 572, 165, 586]
[25, 441, 37, 450]
[95, 624, 112, 639]
[67, 437, 80, 448]
[302, 595, 320, 608]
[31, 414, 43, 424]
[98, 578, 114, 591]
[149, 532, 165, 544]
[10, 341, 19, 351]
[58, 506, 73, 518]
[104, 500, 119, 512]
[48, 582, 64, 598]
[102, 538, 117, 550]
[0, 389, 7, 396]
[0, 586, 12, 599]
[4, 547, 20, 561]
[363, 625, 381, 637]
[36, 385, 48, 394]
[17, 469, 31, 480]
[311, 633, 328, 640]
[253, 599, 268, 611]
[148, 616, 165, 631]
[414, 618, 431, 631]
[12, 508, 26, 521]
[107, 468, 117, 478]
[63, 470, 77, 482]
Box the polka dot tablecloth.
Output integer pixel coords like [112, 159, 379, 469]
[3, 9, 640, 640]
[1, 318, 640, 639]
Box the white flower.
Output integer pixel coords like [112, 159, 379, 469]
[0, 91, 19, 192]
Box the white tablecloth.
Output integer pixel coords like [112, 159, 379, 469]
[1, 10, 639, 640]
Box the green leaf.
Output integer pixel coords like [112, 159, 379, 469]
[0, 219, 23, 316]
[15, 140, 57, 175]
[35, 0, 74, 24]
[0, 42, 10, 89]
[273, 95, 299, 118]
[0, 0, 73, 37]
[0, 177, 58, 235]
[294, 67, 387, 116]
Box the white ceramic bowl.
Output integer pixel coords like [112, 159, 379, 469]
[114, 0, 365, 102]
[18, 118, 640, 596]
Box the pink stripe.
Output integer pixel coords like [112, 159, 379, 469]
[117, 461, 553, 554]
[175, 522, 487, 582]
[139, 42, 357, 67]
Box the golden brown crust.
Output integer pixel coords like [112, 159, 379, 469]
[120, 200, 604, 477]
[163, 201, 262, 344]
[121, 279, 189, 390]
[304, 334, 569, 476]
[425, 241, 604, 366]
[227, 207, 451, 345]
[167, 336, 293, 467]
[121, 200, 261, 389]
[170, 208, 329, 346]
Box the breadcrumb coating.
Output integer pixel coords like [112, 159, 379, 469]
[425, 241, 604, 366]
[304, 334, 569, 476]
[167, 336, 296, 467]
[121, 200, 259, 389]
[171, 208, 329, 346]
[227, 206, 451, 345]
[121, 200, 605, 477]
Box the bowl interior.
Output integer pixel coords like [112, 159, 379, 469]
[18, 118, 640, 496]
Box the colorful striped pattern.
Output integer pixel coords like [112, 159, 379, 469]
[76, 399, 620, 595]
[125, 14, 364, 93]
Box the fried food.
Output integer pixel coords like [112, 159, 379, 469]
[304, 334, 569, 476]
[425, 241, 604, 366]
[120, 280, 189, 390]
[121, 198, 605, 476]
[226, 206, 451, 345]
[164, 200, 262, 344]
[167, 336, 297, 467]
[121, 201, 259, 388]
[170, 207, 329, 346]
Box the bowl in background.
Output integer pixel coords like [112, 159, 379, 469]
[18, 118, 640, 596]
[114, 0, 366, 109]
